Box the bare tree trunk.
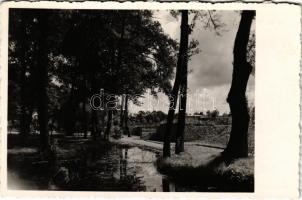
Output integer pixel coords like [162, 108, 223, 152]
[175, 10, 189, 154]
[36, 11, 50, 150]
[117, 15, 126, 129]
[175, 81, 187, 154]
[124, 95, 130, 137]
[163, 69, 180, 157]
[82, 99, 88, 138]
[223, 11, 255, 159]
[104, 110, 112, 140]
[90, 71, 98, 140]
[64, 87, 76, 136]
[19, 36, 30, 137]
[100, 110, 106, 138]
[120, 94, 124, 128]
[163, 10, 189, 158]
[18, 11, 33, 139]
[91, 109, 97, 140]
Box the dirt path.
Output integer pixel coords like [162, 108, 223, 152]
[112, 136, 223, 166]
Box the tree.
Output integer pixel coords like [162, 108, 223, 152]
[222, 10, 255, 159]
[211, 109, 219, 118]
[35, 10, 51, 150]
[8, 9, 39, 138]
[9, 9, 177, 144]
[124, 95, 130, 137]
[163, 10, 221, 157]
[114, 11, 177, 136]
[18, 11, 32, 138]
[9, 9, 70, 146]
[120, 94, 125, 128]
[60, 10, 177, 139]
[163, 10, 189, 158]
[175, 10, 189, 154]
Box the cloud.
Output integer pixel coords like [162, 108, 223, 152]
[131, 10, 255, 114]
[153, 10, 180, 40]
[188, 11, 239, 89]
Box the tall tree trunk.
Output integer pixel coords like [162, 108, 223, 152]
[116, 15, 125, 69]
[82, 99, 88, 138]
[163, 10, 189, 158]
[19, 11, 32, 138]
[120, 94, 125, 128]
[223, 11, 255, 159]
[117, 15, 126, 129]
[19, 35, 29, 137]
[78, 61, 88, 139]
[104, 110, 112, 140]
[64, 87, 76, 136]
[175, 10, 189, 154]
[90, 72, 98, 140]
[91, 109, 97, 140]
[36, 11, 50, 150]
[124, 95, 130, 137]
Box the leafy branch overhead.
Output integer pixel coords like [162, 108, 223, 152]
[170, 10, 225, 63]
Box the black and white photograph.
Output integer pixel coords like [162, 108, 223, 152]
[0, 1, 300, 198]
[6, 7, 256, 192]
[10, 2, 302, 195]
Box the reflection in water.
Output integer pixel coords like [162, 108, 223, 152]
[53, 145, 220, 192]
[8, 143, 252, 191]
[65, 145, 164, 191]
[115, 148, 127, 180]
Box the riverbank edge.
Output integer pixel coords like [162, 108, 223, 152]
[7, 135, 254, 191]
[156, 153, 254, 191]
[110, 137, 163, 153]
[111, 136, 254, 191]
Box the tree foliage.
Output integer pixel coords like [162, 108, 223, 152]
[8, 9, 178, 143]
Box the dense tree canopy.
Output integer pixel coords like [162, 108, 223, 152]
[8, 9, 178, 141]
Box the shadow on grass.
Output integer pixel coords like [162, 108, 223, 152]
[157, 152, 254, 192]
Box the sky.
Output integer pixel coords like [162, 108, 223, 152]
[129, 10, 255, 114]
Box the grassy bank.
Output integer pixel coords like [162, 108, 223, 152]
[112, 136, 254, 191]
[157, 150, 254, 192]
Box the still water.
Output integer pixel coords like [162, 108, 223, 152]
[66, 145, 168, 191]
[9, 143, 249, 192]
[61, 144, 234, 192]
